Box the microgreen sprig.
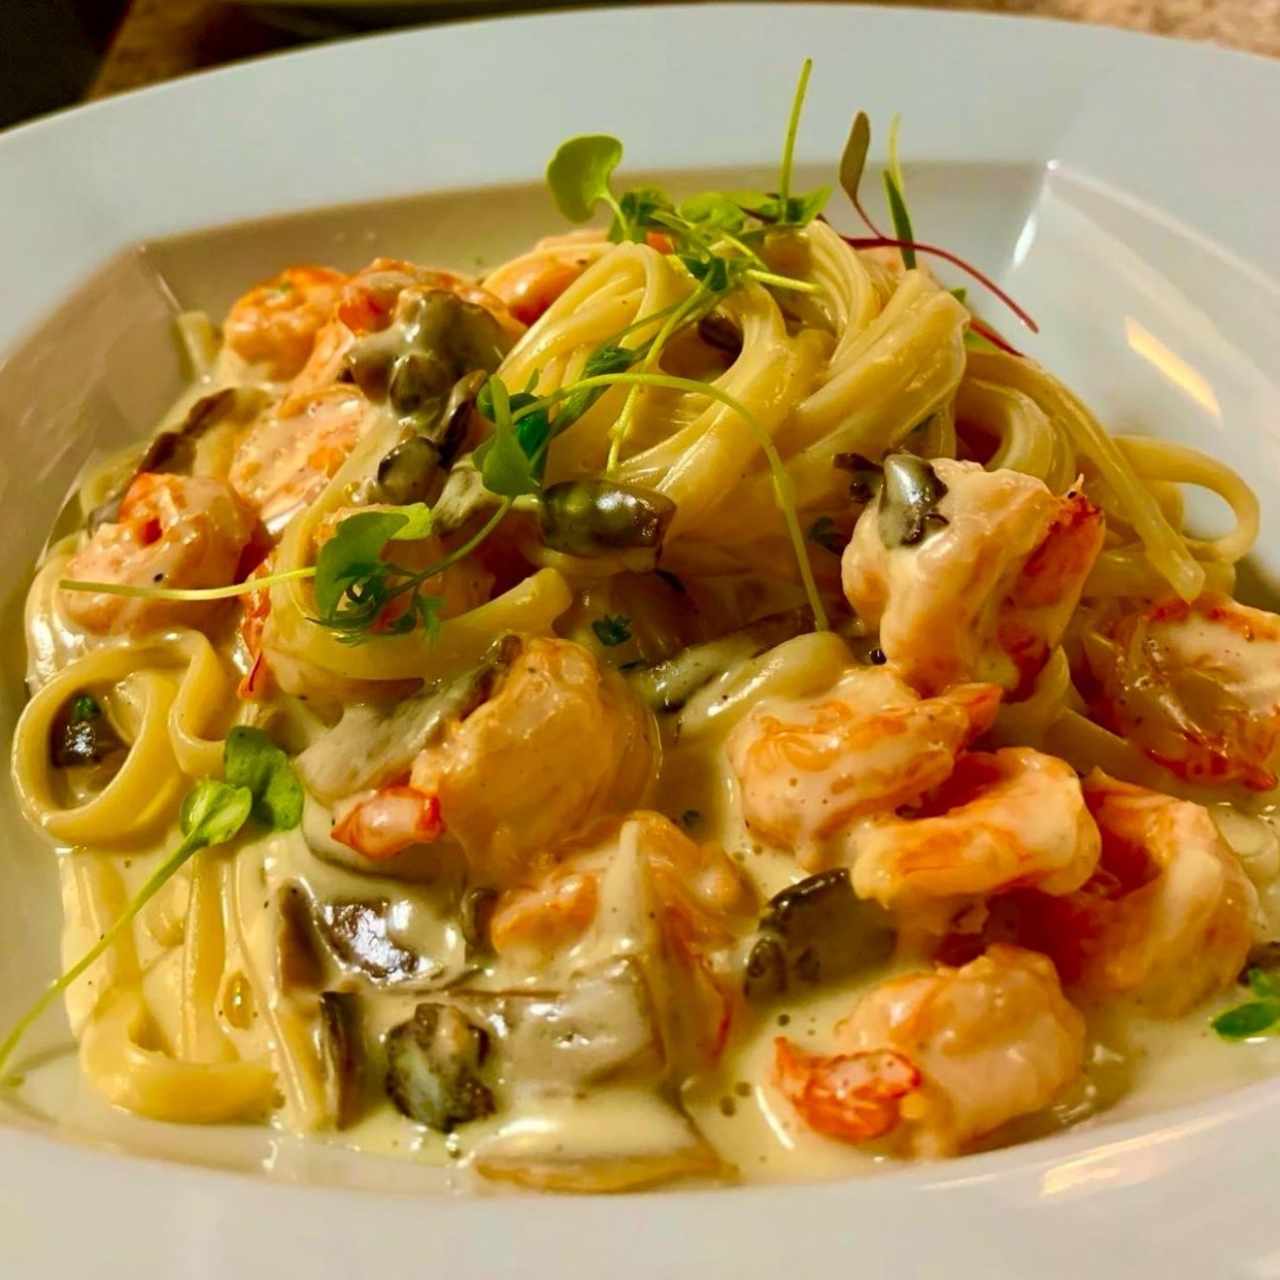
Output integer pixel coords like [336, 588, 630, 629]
[1213, 969, 1280, 1041]
[312, 501, 507, 643]
[59, 565, 315, 604]
[835, 110, 1039, 334]
[778, 57, 812, 210]
[546, 134, 628, 232]
[0, 728, 301, 1083]
[882, 115, 916, 270]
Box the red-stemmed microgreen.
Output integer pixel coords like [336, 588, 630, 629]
[836, 110, 1038, 336]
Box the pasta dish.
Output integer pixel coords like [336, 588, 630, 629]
[6, 66, 1279, 1191]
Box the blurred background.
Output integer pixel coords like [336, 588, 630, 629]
[3, 0, 1276, 130]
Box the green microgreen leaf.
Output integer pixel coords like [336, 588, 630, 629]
[679, 192, 748, 234]
[839, 111, 871, 213]
[550, 342, 646, 437]
[312, 497, 510, 646]
[313, 510, 410, 618]
[181, 776, 255, 846]
[681, 255, 737, 292]
[474, 376, 541, 498]
[783, 187, 831, 226]
[515, 407, 553, 469]
[726, 190, 778, 219]
[778, 57, 813, 206]
[591, 614, 633, 647]
[547, 134, 626, 226]
[882, 114, 916, 269]
[69, 694, 101, 723]
[1249, 967, 1280, 1000]
[311, 503, 456, 643]
[310, 505, 431, 630]
[387, 503, 433, 542]
[0, 777, 253, 1083]
[223, 725, 304, 831]
[964, 328, 1001, 354]
[611, 186, 673, 242]
[1213, 999, 1280, 1041]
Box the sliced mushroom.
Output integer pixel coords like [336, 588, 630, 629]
[833, 450, 883, 505]
[430, 458, 504, 535]
[314, 899, 441, 985]
[877, 453, 949, 548]
[458, 886, 497, 957]
[627, 609, 811, 713]
[344, 327, 404, 400]
[296, 634, 521, 804]
[374, 435, 445, 507]
[399, 290, 509, 376]
[473, 1095, 727, 1193]
[346, 290, 508, 424]
[387, 348, 454, 418]
[453, 958, 663, 1090]
[435, 369, 487, 463]
[697, 311, 743, 356]
[318, 991, 365, 1130]
[87, 388, 267, 530]
[384, 1002, 496, 1132]
[742, 934, 788, 1002]
[50, 693, 123, 768]
[539, 479, 676, 560]
[743, 869, 894, 1002]
[276, 884, 325, 990]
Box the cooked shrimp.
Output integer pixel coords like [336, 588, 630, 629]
[1015, 772, 1259, 1015]
[60, 472, 255, 635]
[489, 866, 602, 955]
[229, 385, 378, 533]
[223, 266, 347, 381]
[773, 1040, 920, 1144]
[482, 231, 610, 326]
[490, 812, 752, 1066]
[336, 257, 523, 341]
[236, 558, 273, 699]
[852, 747, 1100, 914]
[775, 945, 1085, 1157]
[284, 261, 521, 406]
[331, 785, 443, 860]
[1086, 594, 1280, 791]
[842, 460, 1103, 696]
[491, 810, 751, 955]
[329, 638, 656, 885]
[727, 665, 1001, 868]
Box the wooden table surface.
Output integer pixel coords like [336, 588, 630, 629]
[89, 0, 1277, 100]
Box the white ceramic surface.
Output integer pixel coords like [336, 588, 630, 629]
[2, 6, 1280, 1274]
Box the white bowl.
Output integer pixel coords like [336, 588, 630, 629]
[3, 6, 1280, 1274]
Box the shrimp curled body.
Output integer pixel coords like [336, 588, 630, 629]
[852, 747, 1101, 914]
[61, 472, 255, 635]
[775, 945, 1085, 1157]
[727, 665, 1001, 868]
